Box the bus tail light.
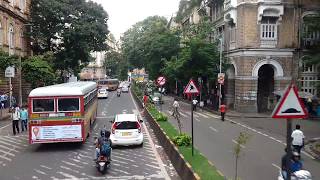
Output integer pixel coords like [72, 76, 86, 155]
[30, 120, 42, 124]
[72, 118, 82, 123]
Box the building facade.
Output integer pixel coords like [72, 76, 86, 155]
[0, 0, 31, 105]
[199, 0, 320, 112]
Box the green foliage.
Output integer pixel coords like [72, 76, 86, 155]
[121, 16, 180, 79]
[30, 0, 109, 76]
[104, 50, 128, 80]
[156, 113, 168, 121]
[0, 51, 19, 71]
[175, 0, 202, 23]
[172, 133, 191, 146]
[22, 55, 56, 88]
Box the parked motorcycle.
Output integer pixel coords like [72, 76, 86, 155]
[278, 170, 312, 180]
[96, 155, 110, 173]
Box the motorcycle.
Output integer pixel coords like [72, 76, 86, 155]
[278, 170, 312, 180]
[96, 155, 110, 173]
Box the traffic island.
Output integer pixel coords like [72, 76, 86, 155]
[131, 87, 224, 180]
[305, 139, 320, 160]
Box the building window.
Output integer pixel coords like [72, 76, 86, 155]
[20, 28, 23, 50]
[301, 63, 318, 96]
[20, 0, 25, 12]
[229, 24, 236, 42]
[8, 24, 14, 55]
[261, 17, 278, 40]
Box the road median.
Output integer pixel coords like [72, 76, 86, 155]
[131, 85, 224, 180]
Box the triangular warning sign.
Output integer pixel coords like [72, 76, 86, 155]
[184, 79, 200, 94]
[272, 84, 308, 119]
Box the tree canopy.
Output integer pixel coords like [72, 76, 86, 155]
[30, 0, 109, 76]
[121, 16, 180, 79]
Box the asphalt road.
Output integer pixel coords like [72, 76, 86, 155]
[158, 95, 320, 180]
[0, 90, 175, 180]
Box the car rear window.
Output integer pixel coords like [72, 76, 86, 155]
[115, 121, 138, 129]
[99, 89, 106, 93]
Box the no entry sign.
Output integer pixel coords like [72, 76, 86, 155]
[157, 76, 166, 86]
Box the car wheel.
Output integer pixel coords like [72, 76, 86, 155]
[137, 142, 143, 148]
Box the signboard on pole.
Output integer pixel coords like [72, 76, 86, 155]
[184, 79, 200, 95]
[272, 84, 308, 119]
[5, 66, 15, 78]
[217, 73, 225, 84]
[156, 76, 166, 86]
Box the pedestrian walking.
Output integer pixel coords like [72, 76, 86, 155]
[291, 124, 305, 154]
[20, 106, 28, 132]
[143, 93, 148, 108]
[11, 107, 20, 135]
[172, 99, 180, 117]
[220, 103, 226, 121]
[192, 99, 198, 111]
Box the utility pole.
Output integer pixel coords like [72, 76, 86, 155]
[18, 55, 22, 107]
[219, 37, 223, 107]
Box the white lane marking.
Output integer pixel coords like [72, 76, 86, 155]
[40, 165, 52, 170]
[0, 123, 11, 130]
[195, 118, 200, 122]
[209, 126, 218, 132]
[232, 139, 246, 148]
[301, 151, 316, 160]
[130, 91, 171, 180]
[179, 111, 188, 117]
[0, 154, 11, 161]
[204, 112, 220, 119]
[0, 140, 22, 149]
[0, 137, 27, 146]
[195, 112, 209, 118]
[34, 169, 47, 175]
[0, 144, 19, 152]
[272, 163, 281, 170]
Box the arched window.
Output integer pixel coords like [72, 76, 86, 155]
[8, 24, 14, 55]
[20, 28, 23, 50]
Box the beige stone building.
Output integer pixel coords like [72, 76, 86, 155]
[0, 0, 31, 105]
[198, 0, 320, 112]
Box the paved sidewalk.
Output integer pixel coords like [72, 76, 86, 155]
[0, 108, 10, 121]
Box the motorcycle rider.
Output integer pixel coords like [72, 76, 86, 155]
[290, 151, 302, 173]
[117, 88, 121, 96]
[95, 128, 112, 161]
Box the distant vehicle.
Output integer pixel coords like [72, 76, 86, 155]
[149, 92, 163, 104]
[110, 114, 144, 146]
[98, 89, 108, 99]
[97, 79, 119, 91]
[121, 86, 129, 93]
[28, 81, 98, 144]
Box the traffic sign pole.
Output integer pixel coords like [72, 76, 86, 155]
[286, 118, 292, 180]
[191, 94, 194, 156]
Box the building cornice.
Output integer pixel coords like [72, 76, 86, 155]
[226, 48, 294, 57]
[0, 3, 29, 23]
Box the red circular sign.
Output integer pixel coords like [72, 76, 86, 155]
[157, 76, 166, 86]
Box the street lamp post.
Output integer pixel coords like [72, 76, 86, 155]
[218, 37, 223, 107]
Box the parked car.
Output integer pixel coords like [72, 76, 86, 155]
[97, 89, 108, 99]
[121, 86, 129, 93]
[110, 114, 144, 146]
[149, 92, 163, 104]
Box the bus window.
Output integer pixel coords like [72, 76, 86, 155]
[33, 99, 54, 112]
[58, 98, 80, 112]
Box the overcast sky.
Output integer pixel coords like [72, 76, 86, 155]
[92, 0, 180, 40]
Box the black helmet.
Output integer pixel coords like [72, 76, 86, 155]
[100, 129, 106, 137]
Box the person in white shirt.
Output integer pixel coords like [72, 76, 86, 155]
[11, 107, 20, 135]
[192, 99, 198, 111]
[291, 124, 305, 154]
[172, 99, 180, 117]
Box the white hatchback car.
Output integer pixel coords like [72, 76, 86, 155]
[110, 114, 143, 146]
[97, 89, 108, 99]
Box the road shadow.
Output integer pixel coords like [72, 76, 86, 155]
[33, 142, 84, 152]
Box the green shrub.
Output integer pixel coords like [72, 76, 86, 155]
[172, 133, 191, 146]
[156, 113, 168, 121]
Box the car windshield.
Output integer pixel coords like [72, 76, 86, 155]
[115, 121, 138, 129]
